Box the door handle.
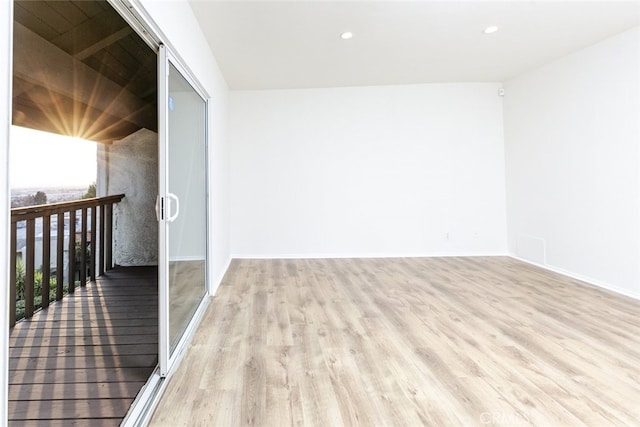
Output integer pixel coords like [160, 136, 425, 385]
[167, 193, 180, 222]
[155, 195, 161, 221]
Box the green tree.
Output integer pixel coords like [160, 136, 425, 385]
[14, 259, 64, 321]
[83, 182, 96, 199]
[33, 191, 47, 205]
[15, 258, 25, 300]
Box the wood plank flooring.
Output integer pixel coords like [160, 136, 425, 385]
[150, 257, 640, 426]
[8, 266, 158, 426]
[169, 260, 206, 352]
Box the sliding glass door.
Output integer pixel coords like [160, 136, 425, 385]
[158, 44, 208, 375]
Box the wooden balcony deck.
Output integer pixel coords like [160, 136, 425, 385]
[8, 266, 158, 426]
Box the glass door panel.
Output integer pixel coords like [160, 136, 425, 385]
[158, 45, 207, 375]
[167, 61, 207, 353]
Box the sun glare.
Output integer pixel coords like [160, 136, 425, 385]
[10, 126, 97, 189]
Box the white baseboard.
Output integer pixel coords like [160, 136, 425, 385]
[230, 251, 509, 260]
[169, 255, 205, 262]
[510, 255, 640, 301]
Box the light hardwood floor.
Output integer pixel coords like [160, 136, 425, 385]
[169, 260, 206, 351]
[150, 257, 640, 426]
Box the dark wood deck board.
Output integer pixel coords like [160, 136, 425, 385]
[13, 419, 122, 427]
[18, 318, 158, 328]
[9, 343, 157, 358]
[10, 367, 154, 384]
[10, 326, 158, 339]
[10, 333, 158, 348]
[9, 354, 158, 370]
[8, 266, 158, 425]
[8, 382, 148, 400]
[9, 398, 134, 420]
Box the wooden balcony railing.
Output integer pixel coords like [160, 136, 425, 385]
[9, 194, 125, 327]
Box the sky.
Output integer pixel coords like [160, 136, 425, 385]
[10, 126, 97, 189]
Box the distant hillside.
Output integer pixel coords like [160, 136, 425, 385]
[11, 186, 88, 208]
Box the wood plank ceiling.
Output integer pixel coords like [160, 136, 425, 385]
[12, 0, 157, 144]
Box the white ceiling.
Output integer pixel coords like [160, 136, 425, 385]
[189, 1, 640, 90]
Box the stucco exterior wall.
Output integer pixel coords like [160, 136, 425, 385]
[104, 128, 158, 266]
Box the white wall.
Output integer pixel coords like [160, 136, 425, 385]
[139, 0, 230, 290]
[504, 26, 640, 298]
[231, 83, 508, 257]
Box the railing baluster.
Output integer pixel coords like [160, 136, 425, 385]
[42, 214, 51, 308]
[56, 212, 64, 301]
[25, 218, 35, 318]
[10, 221, 17, 327]
[99, 204, 105, 276]
[106, 203, 113, 271]
[68, 209, 76, 294]
[90, 206, 97, 281]
[9, 194, 124, 325]
[81, 207, 88, 286]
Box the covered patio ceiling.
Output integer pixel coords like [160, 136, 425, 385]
[12, 0, 157, 144]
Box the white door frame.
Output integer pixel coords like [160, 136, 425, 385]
[1, 2, 13, 425]
[157, 42, 170, 377]
[157, 42, 211, 378]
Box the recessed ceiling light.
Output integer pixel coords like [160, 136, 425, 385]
[483, 26, 499, 35]
[340, 32, 353, 40]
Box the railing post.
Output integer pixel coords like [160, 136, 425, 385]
[25, 218, 35, 318]
[68, 209, 76, 294]
[80, 207, 88, 286]
[106, 203, 113, 271]
[42, 214, 51, 308]
[56, 212, 64, 301]
[10, 221, 17, 327]
[90, 206, 97, 281]
[99, 204, 105, 276]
